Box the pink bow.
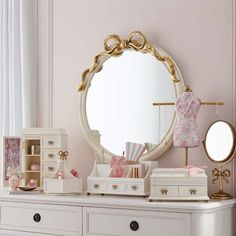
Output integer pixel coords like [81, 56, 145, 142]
[184, 165, 207, 177]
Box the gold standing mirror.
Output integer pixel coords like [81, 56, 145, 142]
[78, 31, 185, 161]
[203, 120, 236, 199]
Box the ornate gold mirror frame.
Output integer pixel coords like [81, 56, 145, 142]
[78, 31, 185, 161]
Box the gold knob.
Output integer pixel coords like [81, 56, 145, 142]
[48, 154, 54, 159]
[48, 140, 55, 146]
[131, 185, 137, 191]
[48, 167, 54, 172]
[161, 188, 168, 195]
[112, 184, 118, 190]
[189, 189, 197, 195]
[94, 184, 99, 189]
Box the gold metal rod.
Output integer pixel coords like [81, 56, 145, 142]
[153, 101, 224, 106]
[185, 147, 189, 166]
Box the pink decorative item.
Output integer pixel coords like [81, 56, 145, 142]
[8, 174, 20, 191]
[71, 169, 79, 178]
[110, 156, 126, 178]
[26, 179, 37, 188]
[30, 163, 40, 171]
[174, 91, 201, 147]
[58, 171, 64, 180]
[184, 165, 207, 177]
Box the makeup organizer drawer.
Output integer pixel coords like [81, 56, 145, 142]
[0, 202, 82, 236]
[83, 207, 191, 236]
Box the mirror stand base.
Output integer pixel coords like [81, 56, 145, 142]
[211, 191, 233, 200]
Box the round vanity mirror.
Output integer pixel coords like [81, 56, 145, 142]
[78, 31, 185, 161]
[203, 120, 236, 164]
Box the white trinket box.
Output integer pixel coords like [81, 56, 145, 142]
[87, 161, 158, 196]
[149, 168, 209, 201]
[44, 151, 82, 194]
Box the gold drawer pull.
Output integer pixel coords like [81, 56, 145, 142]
[161, 188, 168, 195]
[48, 167, 54, 172]
[48, 140, 55, 146]
[112, 184, 118, 190]
[131, 185, 137, 191]
[94, 184, 99, 189]
[189, 189, 197, 195]
[48, 154, 54, 159]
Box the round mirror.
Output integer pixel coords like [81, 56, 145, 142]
[78, 32, 185, 161]
[203, 120, 236, 164]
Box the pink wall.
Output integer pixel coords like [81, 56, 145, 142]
[38, 0, 236, 195]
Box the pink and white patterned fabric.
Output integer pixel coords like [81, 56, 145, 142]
[174, 92, 201, 148]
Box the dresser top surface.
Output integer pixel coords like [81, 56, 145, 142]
[0, 192, 235, 212]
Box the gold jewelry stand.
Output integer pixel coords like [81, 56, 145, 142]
[153, 86, 224, 166]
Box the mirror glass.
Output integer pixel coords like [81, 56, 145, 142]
[205, 121, 235, 163]
[86, 51, 176, 156]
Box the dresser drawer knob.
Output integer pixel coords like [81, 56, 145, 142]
[189, 189, 197, 195]
[48, 140, 55, 146]
[48, 154, 54, 159]
[33, 213, 41, 223]
[48, 167, 54, 172]
[130, 221, 139, 231]
[161, 188, 168, 195]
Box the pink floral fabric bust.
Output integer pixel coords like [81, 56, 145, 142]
[174, 91, 201, 148]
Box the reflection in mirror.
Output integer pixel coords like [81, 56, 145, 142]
[205, 121, 234, 162]
[86, 51, 176, 156]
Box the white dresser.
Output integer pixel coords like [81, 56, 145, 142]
[0, 193, 234, 236]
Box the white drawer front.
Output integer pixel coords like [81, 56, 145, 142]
[42, 161, 57, 175]
[42, 135, 61, 148]
[42, 149, 61, 161]
[125, 183, 144, 193]
[1, 203, 82, 235]
[88, 181, 106, 192]
[84, 207, 191, 236]
[179, 186, 207, 197]
[151, 186, 178, 197]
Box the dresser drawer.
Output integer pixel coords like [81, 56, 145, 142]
[42, 135, 61, 148]
[1, 202, 82, 235]
[125, 182, 145, 193]
[42, 149, 61, 161]
[179, 186, 207, 197]
[151, 185, 178, 197]
[42, 161, 57, 175]
[83, 207, 191, 236]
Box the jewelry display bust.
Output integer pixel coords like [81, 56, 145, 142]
[0, 193, 234, 236]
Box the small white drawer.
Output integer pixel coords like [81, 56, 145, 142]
[42, 135, 61, 148]
[88, 181, 106, 192]
[84, 207, 191, 236]
[1, 202, 82, 235]
[125, 183, 144, 193]
[42, 149, 61, 161]
[42, 161, 57, 175]
[107, 182, 125, 192]
[151, 186, 178, 197]
[179, 186, 207, 197]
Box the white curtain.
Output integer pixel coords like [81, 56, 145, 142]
[0, 0, 37, 136]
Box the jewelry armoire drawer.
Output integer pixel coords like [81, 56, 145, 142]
[83, 207, 191, 236]
[0, 202, 82, 235]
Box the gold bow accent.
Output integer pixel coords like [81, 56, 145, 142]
[212, 168, 230, 184]
[58, 151, 69, 161]
[78, 31, 180, 92]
